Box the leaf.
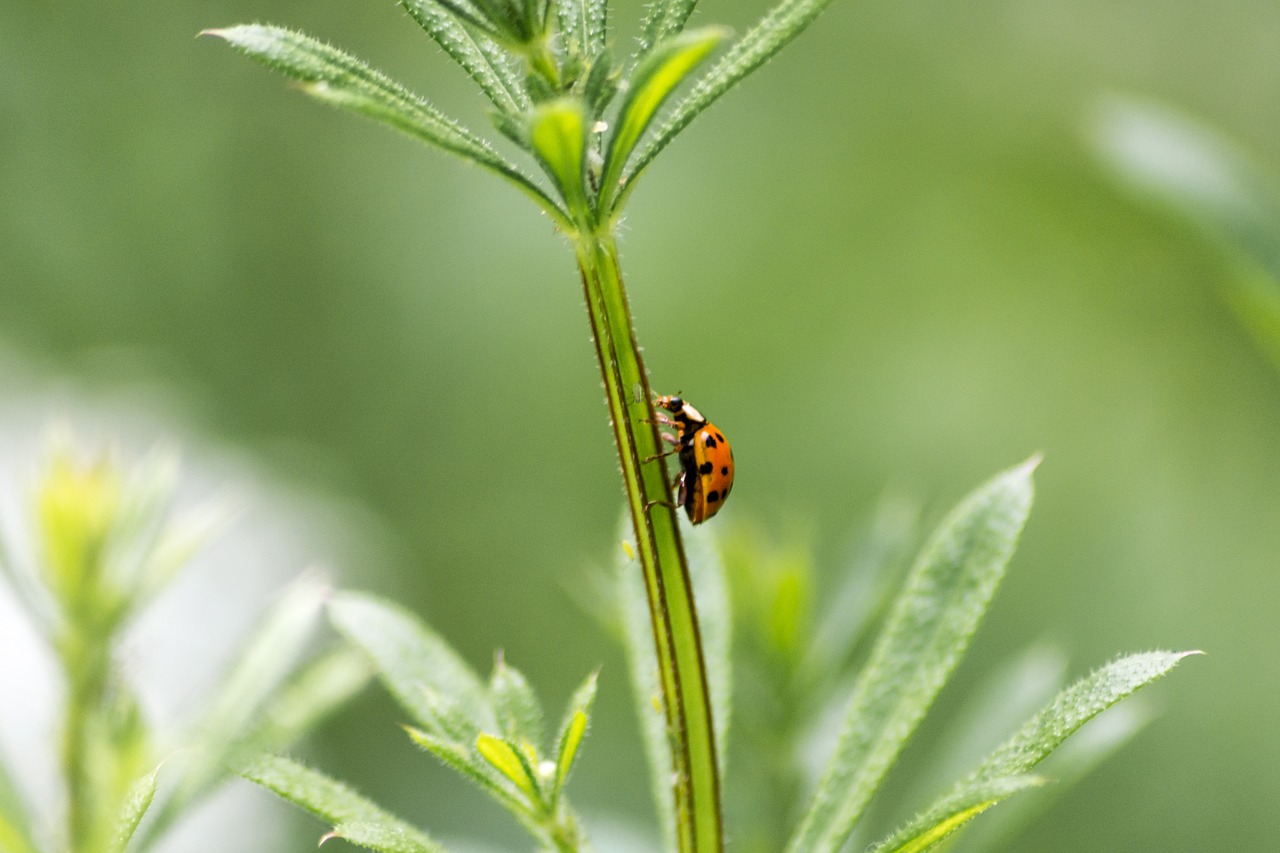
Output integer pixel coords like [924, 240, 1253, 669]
[329, 592, 496, 733]
[204, 25, 569, 229]
[557, 0, 607, 61]
[529, 98, 588, 212]
[475, 733, 539, 799]
[620, 0, 841, 207]
[248, 647, 374, 754]
[404, 726, 521, 809]
[0, 738, 35, 853]
[1090, 96, 1280, 372]
[551, 670, 598, 802]
[242, 755, 450, 853]
[958, 699, 1153, 853]
[872, 651, 1197, 853]
[869, 776, 1046, 853]
[598, 27, 728, 214]
[490, 655, 544, 747]
[152, 574, 329, 837]
[108, 766, 159, 853]
[616, 513, 731, 851]
[636, 0, 701, 59]
[787, 458, 1039, 853]
[400, 0, 528, 115]
[802, 495, 920, 687]
[903, 645, 1068, 807]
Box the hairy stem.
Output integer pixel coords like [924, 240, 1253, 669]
[574, 231, 722, 852]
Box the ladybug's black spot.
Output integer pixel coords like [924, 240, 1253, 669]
[703, 435, 717, 448]
[699, 461, 713, 475]
[715, 432, 725, 442]
[721, 466, 729, 476]
[706, 490, 720, 503]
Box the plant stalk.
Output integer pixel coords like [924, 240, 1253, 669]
[574, 231, 722, 852]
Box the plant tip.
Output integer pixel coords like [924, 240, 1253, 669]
[318, 829, 339, 846]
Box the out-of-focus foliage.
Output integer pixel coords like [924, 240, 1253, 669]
[1, 0, 1274, 849]
[0, 431, 368, 853]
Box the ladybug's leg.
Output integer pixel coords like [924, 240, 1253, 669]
[642, 432, 682, 463]
[643, 469, 686, 515]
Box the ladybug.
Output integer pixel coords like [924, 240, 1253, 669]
[653, 395, 735, 524]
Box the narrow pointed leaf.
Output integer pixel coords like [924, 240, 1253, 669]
[636, 0, 701, 58]
[599, 27, 728, 213]
[152, 574, 328, 837]
[869, 776, 1045, 853]
[248, 647, 374, 754]
[959, 700, 1153, 853]
[621, 0, 840, 207]
[0, 750, 36, 853]
[1091, 96, 1280, 372]
[205, 25, 568, 228]
[476, 733, 538, 799]
[242, 755, 449, 853]
[872, 651, 1195, 853]
[490, 656, 544, 747]
[405, 725, 521, 808]
[329, 592, 496, 733]
[108, 766, 159, 853]
[529, 98, 588, 211]
[788, 458, 1038, 853]
[970, 650, 1197, 783]
[400, 0, 528, 114]
[557, 0, 607, 60]
[552, 671, 598, 801]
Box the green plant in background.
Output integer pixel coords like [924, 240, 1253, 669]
[1092, 95, 1280, 374]
[0, 432, 370, 853]
[203, 2, 1198, 852]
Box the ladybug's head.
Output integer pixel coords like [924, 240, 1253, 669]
[657, 395, 684, 414]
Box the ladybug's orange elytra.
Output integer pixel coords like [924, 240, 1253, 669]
[653, 394, 734, 524]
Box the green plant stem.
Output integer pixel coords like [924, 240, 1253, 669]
[59, 626, 107, 852]
[574, 231, 722, 852]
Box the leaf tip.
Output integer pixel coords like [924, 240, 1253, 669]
[198, 27, 228, 40]
[318, 829, 339, 846]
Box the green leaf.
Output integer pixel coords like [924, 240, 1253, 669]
[557, 0, 607, 61]
[903, 645, 1068, 807]
[873, 651, 1197, 853]
[152, 574, 328, 838]
[329, 591, 496, 734]
[959, 699, 1152, 853]
[869, 776, 1046, 853]
[1090, 96, 1280, 373]
[788, 458, 1039, 853]
[616, 513, 731, 851]
[802, 495, 919, 687]
[968, 651, 1196, 784]
[404, 725, 521, 808]
[621, 0, 840, 208]
[108, 766, 159, 853]
[476, 733, 539, 800]
[204, 25, 569, 229]
[598, 27, 728, 214]
[490, 655, 544, 747]
[551, 670, 598, 802]
[248, 647, 374, 754]
[636, 0, 701, 58]
[400, 0, 528, 115]
[242, 755, 450, 853]
[529, 98, 588, 213]
[0, 751, 37, 853]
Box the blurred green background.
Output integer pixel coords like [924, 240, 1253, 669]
[3, 0, 1278, 849]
